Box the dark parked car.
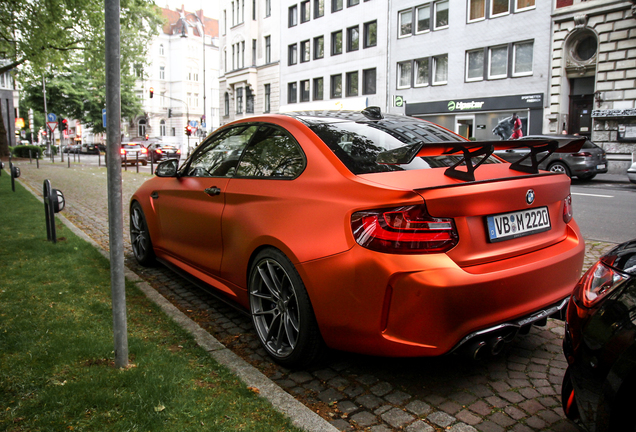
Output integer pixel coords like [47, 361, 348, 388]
[80, 143, 100, 155]
[495, 135, 608, 180]
[562, 239, 636, 431]
[63, 144, 81, 153]
[120, 143, 148, 166]
[146, 143, 181, 163]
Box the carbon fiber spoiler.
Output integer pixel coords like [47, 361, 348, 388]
[376, 138, 586, 182]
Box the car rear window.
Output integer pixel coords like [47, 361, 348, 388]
[122, 144, 142, 149]
[307, 119, 499, 175]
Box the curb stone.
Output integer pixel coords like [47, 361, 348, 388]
[14, 173, 338, 432]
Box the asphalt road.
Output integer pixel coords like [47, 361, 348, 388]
[570, 175, 636, 244]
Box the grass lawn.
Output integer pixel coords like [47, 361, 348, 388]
[0, 171, 302, 431]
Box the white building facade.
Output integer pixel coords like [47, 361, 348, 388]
[218, 0, 281, 125]
[132, 7, 220, 153]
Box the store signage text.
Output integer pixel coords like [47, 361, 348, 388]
[448, 100, 485, 112]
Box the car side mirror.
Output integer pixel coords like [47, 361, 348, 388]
[155, 159, 179, 177]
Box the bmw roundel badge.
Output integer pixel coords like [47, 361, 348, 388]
[526, 189, 535, 205]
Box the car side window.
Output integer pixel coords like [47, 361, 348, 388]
[235, 125, 305, 178]
[185, 125, 258, 177]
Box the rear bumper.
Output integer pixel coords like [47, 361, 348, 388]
[300, 224, 584, 357]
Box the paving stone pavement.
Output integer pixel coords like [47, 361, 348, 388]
[10, 158, 620, 432]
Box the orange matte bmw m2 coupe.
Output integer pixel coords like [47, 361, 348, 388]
[130, 108, 585, 368]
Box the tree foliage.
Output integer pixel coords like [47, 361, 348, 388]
[0, 0, 164, 154]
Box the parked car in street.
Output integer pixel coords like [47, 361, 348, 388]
[120, 143, 148, 166]
[130, 109, 586, 368]
[63, 144, 81, 153]
[562, 239, 636, 431]
[627, 157, 636, 184]
[146, 143, 181, 163]
[80, 143, 100, 155]
[495, 135, 608, 180]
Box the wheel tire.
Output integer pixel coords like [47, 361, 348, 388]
[130, 202, 156, 266]
[248, 248, 324, 368]
[142, 161, 148, 166]
[548, 161, 571, 177]
[561, 368, 580, 420]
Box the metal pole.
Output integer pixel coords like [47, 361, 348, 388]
[42, 77, 50, 158]
[105, 0, 128, 369]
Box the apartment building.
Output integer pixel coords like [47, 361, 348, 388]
[132, 7, 220, 153]
[279, 0, 388, 112]
[550, 0, 636, 173]
[388, 0, 551, 141]
[218, 0, 281, 125]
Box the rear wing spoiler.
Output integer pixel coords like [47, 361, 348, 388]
[376, 138, 586, 182]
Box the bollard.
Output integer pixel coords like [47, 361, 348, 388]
[150, 155, 154, 174]
[77, 148, 80, 163]
[124, 153, 127, 171]
[98, 151, 101, 167]
[29, 150, 32, 164]
[136, 152, 139, 173]
[67, 150, 70, 168]
[10, 160, 20, 192]
[43, 179, 65, 243]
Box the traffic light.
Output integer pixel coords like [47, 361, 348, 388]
[145, 134, 149, 140]
[149, 87, 154, 98]
[185, 125, 192, 136]
[61, 119, 68, 131]
[168, 109, 172, 118]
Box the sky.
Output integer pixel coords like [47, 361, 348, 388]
[158, 0, 219, 18]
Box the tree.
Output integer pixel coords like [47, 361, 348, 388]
[0, 0, 163, 155]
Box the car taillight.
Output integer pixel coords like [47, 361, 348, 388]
[120, 148, 126, 155]
[573, 261, 628, 308]
[563, 194, 573, 223]
[176, 149, 181, 154]
[351, 204, 458, 254]
[156, 149, 162, 154]
[141, 147, 148, 154]
[570, 152, 592, 157]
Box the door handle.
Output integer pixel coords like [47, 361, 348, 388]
[150, 191, 159, 199]
[204, 186, 221, 196]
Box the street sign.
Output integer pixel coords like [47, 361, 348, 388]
[47, 121, 57, 132]
[47, 113, 57, 122]
[102, 108, 107, 128]
[189, 120, 198, 127]
[394, 96, 404, 107]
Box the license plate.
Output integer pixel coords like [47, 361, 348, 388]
[486, 207, 551, 242]
[597, 164, 606, 169]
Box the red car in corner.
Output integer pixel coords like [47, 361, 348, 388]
[130, 108, 585, 368]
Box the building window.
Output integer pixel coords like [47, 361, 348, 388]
[433, 54, 448, 85]
[224, 92, 229, 116]
[241, 41, 245, 68]
[330, 74, 342, 98]
[159, 65, 165, 80]
[331, 30, 343, 55]
[246, 87, 254, 113]
[288, 43, 298, 65]
[171, 127, 176, 136]
[348, 0, 359, 6]
[398, 9, 412, 38]
[513, 41, 533, 76]
[491, 0, 509, 17]
[346, 71, 358, 97]
[187, 92, 193, 107]
[265, 0, 271, 17]
[314, 0, 324, 18]
[346, 26, 359, 52]
[301, 0, 311, 22]
[314, 36, 324, 59]
[468, 0, 485, 21]
[138, 119, 146, 136]
[134, 65, 143, 78]
[265, 36, 271, 63]
[516, 0, 535, 11]
[253, 0, 256, 19]
[252, 39, 257, 66]
[160, 120, 166, 136]
[301, 40, 310, 62]
[416, 4, 430, 33]
[397, 61, 411, 89]
[264, 84, 271, 112]
[489, 45, 508, 78]
[363, 21, 377, 48]
[288, 4, 298, 27]
[434, 1, 449, 29]
[300, 80, 310, 102]
[332, 0, 343, 12]
[313, 77, 324, 100]
[223, 10, 227, 34]
[414, 58, 429, 86]
[288, 82, 298, 103]
[466, 49, 484, 81]
[194, 92, 199, 108]
[362, 68, 376, 94]
[236, 87, 244, 113]
[159, 44, 165, 56]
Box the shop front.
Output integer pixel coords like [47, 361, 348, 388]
[405, 94, 544, 141]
